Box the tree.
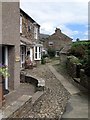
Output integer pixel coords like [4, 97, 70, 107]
[76, 38, 80, 42]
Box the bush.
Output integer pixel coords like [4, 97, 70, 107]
[41, 57, 46, 64]
[47, 48, 56, 58]
[67, 56, 80, 64]
[42, 54, 49, 58]
[68, 44, 86, 58]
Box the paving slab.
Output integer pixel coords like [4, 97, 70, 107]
[62, 92, 88, 118]
[48, 65, 80, 95]
[48, 64, 88, 119]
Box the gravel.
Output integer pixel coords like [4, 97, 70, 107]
[17, 64, 70, 119]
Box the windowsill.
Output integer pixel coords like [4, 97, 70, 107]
[34, 59, 41, 61]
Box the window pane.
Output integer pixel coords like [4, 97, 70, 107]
[39, 47, 40, 52]
[35, 53, 37, 59]
[35, 47, 37, 52]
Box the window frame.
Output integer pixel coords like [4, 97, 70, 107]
[34, 27, 38, 39]
[34, 46, 41, 60]
[20, 15, 22, 33]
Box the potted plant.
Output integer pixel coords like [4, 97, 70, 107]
[0, 63, 10, 107]
[0, 64, 10, 86]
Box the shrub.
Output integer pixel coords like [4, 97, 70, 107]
[42, 54, 49, 58]
[67, 56, 80, 64]
[47, 48, 56, 58]
[68, 44, 86, 58]
[41, 57, 46, 64]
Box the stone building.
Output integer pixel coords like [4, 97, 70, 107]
[42, 28, 72, 57]
[20, 9, 42, 68]
[0, 2, 42, 108]
[0, 2, 20, 107]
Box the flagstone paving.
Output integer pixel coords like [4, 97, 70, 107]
[16, 64, 70, 118]
[1, 60, 88, 119]
[16, 62, 88, 119]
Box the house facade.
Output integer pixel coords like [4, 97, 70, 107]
[42, 28, 72, 57]
[20, 9, 42, 68]
[0, 2, 20, 107]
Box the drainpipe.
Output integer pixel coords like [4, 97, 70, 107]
[5, 46, 8, 90]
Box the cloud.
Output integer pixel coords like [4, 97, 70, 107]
[57, 25, 80, 38]
[84, 31, 88, 35]
[40, 22, 54, 34]
[20, 1, 88, 39]
[20, 2, 88, 25]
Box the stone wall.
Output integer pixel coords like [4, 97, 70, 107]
[66, 57, 78, 78]
[20, 9, 40, 43]
[80, 69, 89, 89]
[66, 56, 89, 89]
[60, 54, 67, 64]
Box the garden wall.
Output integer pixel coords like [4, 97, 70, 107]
[66, 56, 88, 89]
[66, 56, 81, 78]
[80, 69, 89, 89]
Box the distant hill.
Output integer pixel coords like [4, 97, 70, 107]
[39, 33, 50, 41]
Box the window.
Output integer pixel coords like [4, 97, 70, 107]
[39, 47, 41, 58]
[27, 20, 31, 32]
[49, 41, 53, 46]
[34, 46, 41, 60]
[20, 46, 26, 67]
[28, 25, 31, 32]
[20, 16, 22, 33]
[56, 51, 60, 57]
[35, 47, 37, 59]
[34, 27, 38, 39]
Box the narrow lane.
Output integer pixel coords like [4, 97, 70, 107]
[48, 64, 88, 119]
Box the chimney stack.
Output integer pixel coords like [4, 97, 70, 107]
[55, 28, 61, 34]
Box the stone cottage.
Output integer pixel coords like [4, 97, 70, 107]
[0, 2, 20, 107]
[42, 28, 72, 57]
[20, 9, 42, 68]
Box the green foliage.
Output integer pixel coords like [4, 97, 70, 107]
[47, 48, 56, 58]
[72, 41, 90, 47]
[76, 38, 80, 42]
[0, 64, 10, 78]
[68, 41, 90, 59]
[68, 41, 90, 76]
[41, 57, 46, 64]
[42, 54, 49, 58]
[69, 44, 86, 58]
[67, 56, 80, 64]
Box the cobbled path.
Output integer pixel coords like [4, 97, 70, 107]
[18, 64, 70, 119]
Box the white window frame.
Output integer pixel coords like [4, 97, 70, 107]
[34, 46, 41, 60]
[34, 27, 38, 39]
[20, 15, 22, 33]
[20, 46, 26, 67]
[49, 41, 53, 46]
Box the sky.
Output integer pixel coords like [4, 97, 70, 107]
[20, 0, 89, 41]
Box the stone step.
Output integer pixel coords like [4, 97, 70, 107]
[2, 95, 32, 118]
[31, 91, 44, 104]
